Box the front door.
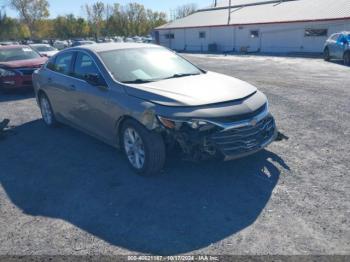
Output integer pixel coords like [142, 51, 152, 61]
[69, 52, 116, 142]
[248, 30, 261, 52]
[335, 34, 347, 59]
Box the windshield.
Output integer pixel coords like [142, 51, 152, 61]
[32, 45, 56, 52]
[0, 47, 41, 62]
[99, 47, 202, 83]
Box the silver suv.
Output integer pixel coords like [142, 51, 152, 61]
[33, 43, 277, 176]
[324, 32, 350, 66]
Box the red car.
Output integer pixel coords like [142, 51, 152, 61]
[0, 45, 47, 91]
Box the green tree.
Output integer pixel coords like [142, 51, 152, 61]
[83, 1, 105, 40]
[174, 3, 197, 20]
[0, 11, 30, 40]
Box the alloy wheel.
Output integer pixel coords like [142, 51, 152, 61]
[123, 127, 146, 169]
[40, 96, 53, 125]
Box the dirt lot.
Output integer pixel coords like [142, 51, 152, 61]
[0, 55, 349, 256]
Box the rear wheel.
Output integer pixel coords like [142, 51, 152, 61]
[344, 52, 350, 66]
[121, 119, 166, 176]
[324, 48, 330, 61]
[39, 94, 58, 127]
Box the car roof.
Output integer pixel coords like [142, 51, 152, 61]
[30, 43, 50, 46]
[0, 45, 28, 50]
[77, 42, 160, 53]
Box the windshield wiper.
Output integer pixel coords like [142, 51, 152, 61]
[122, 79, 155, 84]
[165, 73, 200, 80]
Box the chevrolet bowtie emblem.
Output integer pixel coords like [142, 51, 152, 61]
[250, 119, 258, 126]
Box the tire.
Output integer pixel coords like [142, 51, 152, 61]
[324, 47, 330, 61]
[121, 119, 166, 176]
[39, 93, 58, 127]
[344, 52, 350, 66]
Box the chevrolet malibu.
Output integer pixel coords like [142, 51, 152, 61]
[33, 43, 277, 175]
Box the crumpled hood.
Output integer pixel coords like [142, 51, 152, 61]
[0, 57, 47, 69]
[124, 71, 257, 107]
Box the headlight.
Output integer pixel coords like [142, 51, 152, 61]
[157, 116, 215, 131]
[0, 68, 16, 77]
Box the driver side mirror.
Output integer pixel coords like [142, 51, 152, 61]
[85, 73, 108, 90]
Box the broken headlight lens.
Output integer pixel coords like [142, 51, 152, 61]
[157, 116, 215, 131]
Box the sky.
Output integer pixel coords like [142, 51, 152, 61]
[1, 0, 214, 18]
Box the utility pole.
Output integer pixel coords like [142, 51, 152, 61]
[228, 0, 232, 24]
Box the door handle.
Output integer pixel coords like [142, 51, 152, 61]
[47, 77, 52, 83]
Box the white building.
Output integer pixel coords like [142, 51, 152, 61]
[154, 0, 350, 53]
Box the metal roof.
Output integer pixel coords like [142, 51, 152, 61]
[156, 0, 350, 30]
[76, 43, 160, 53]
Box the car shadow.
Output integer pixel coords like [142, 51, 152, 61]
[327, 60, 348, 67]
[0, 120, 290, 255]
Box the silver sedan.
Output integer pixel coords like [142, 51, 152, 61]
[33, 43, 277, 175]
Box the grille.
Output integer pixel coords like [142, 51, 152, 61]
[211, 116, 275, 156]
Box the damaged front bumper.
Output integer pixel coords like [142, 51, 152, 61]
[160, 111, 277, 161]
[216, 115, 277, 161]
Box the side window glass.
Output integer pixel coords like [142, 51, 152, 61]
[332, 34, 339, 41]
[337, 34, 346, 43]
[53, 52, 74, 75]
[46, 57, 56, 71]
[74, 53, 100, 80]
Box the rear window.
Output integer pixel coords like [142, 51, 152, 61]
[0, 47, 41, 62]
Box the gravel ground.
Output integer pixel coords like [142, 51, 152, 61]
[0, 55, 349, 256]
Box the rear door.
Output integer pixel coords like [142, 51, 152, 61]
[43, 51, 76, 121]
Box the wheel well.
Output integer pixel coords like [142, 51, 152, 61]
[37, 89, 47, 100]
[115, 116, 137, 148]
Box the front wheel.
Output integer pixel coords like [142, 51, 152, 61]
[324, 48, 330, 61]
[344, 52, 350, 66]
[121, 119, 166, 176]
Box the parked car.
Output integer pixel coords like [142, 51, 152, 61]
[71, 40, 96, 47]
[0, 41, 17, 46]
[132, 36, 143, 43]
[324, 31, 350, 66]
[0, 45, 47, 91]
[53, 40, 69, 50]
[113, 36, 124, 43]
[124, 37, 134, 43]
[30, 44, 59, 57]
[142, 36, 153, 43]
[32, 43, 277, 175]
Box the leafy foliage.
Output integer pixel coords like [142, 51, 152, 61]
[0, 1, 197, 41]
